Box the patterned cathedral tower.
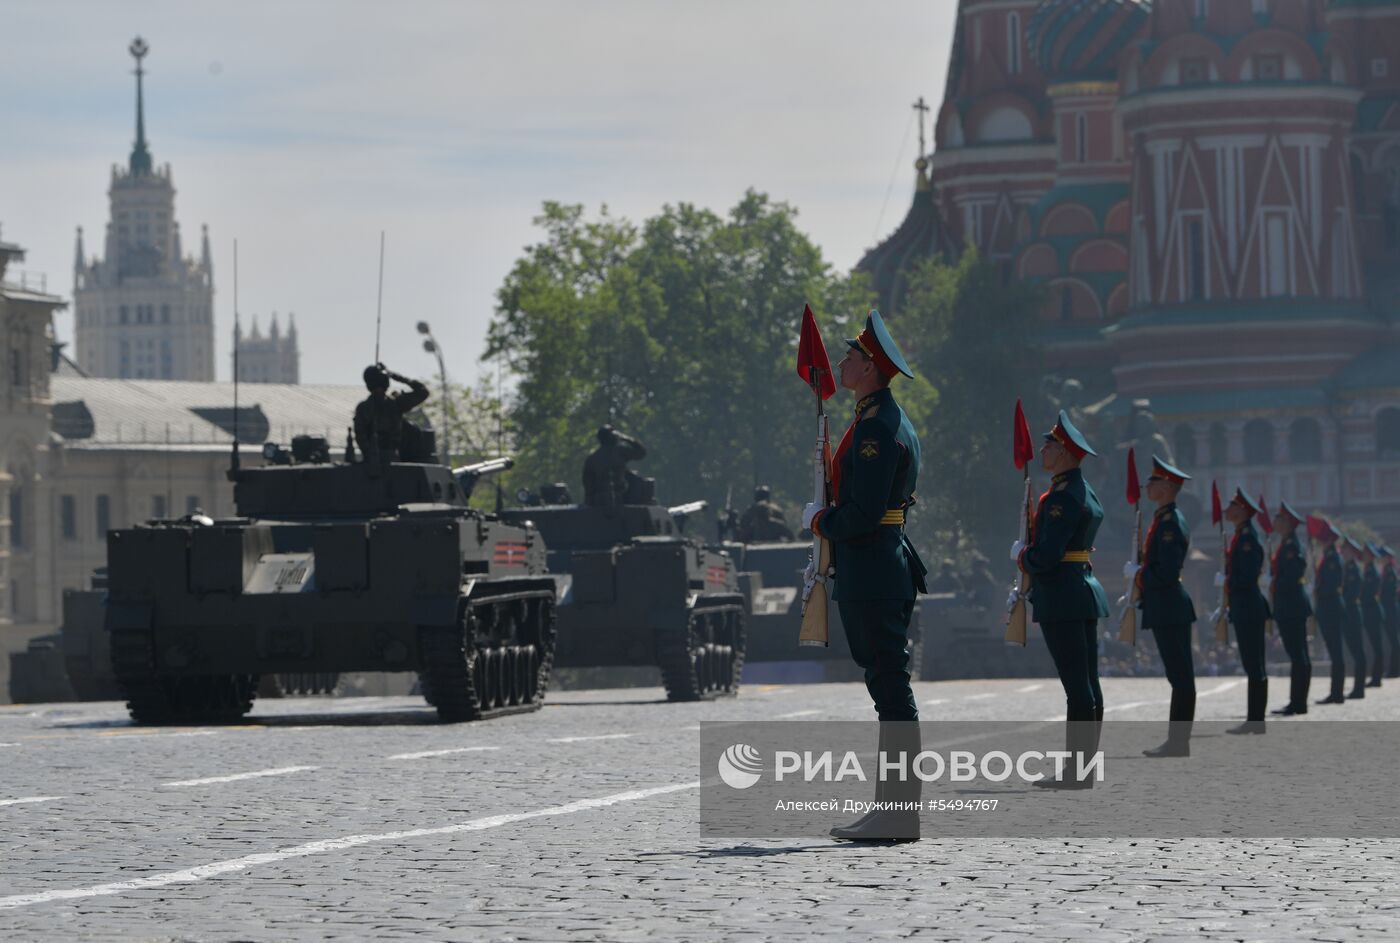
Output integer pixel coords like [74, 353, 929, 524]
[72, 37, 215, 381]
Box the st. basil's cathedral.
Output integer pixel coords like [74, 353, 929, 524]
[861, 0, 1400, 534]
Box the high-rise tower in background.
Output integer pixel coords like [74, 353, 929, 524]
[72, 37, 215, 381]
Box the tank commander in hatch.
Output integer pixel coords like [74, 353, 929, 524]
[738, 485, 794, 542]
[582, 424, 647, 507]
[354, 363, 430, 465]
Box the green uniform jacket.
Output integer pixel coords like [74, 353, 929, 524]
[1227, 521, 1270, 625]
[1315, 546, 1343, 623]
[1361, 562, 1382, 623]
[1384, 567, 1398, 631]
[1138, 502, 1196, 629]
[1021, 467, 1110, 624]
[1342, 559, 1362, 625]
[814, 387, 924, 601]
[1270, 530, 1313, 624]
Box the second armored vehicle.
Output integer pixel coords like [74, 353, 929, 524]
[499, 496, 746, 701]
[104, 443, 559, 724]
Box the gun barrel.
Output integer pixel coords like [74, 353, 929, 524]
[668, 500, 708, 517]
[452, 456, 514, 478]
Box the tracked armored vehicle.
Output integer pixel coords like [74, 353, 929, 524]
[498, 497, 745, 701]
[104, 444, 558, 724]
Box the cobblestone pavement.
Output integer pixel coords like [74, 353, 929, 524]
[2, 673, 1398, 941]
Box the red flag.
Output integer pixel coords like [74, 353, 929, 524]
[1257, 496, 1273, 535]
[1012, 399, 1034, 470]
[1307, 514, 1332, 543]
[1211, 481, 1222, 527]
[1124, 448, 1140, 505]
[795, 304, 836, 400]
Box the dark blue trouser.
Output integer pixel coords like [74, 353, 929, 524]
[1362, 606, 1384, 682]
[839, 598, 918, 722]
[1388, 613, 1400, 676]
[1317, 607, 1345, 696]
[1342, 608, 1367, 689]
[1276, 617, 1311, 676]
[1039, 620, 1103, 719]
[1149, 622, 1196, 694]
[1233, 617, 1267, 683]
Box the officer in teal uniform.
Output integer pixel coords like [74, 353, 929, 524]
[1314, 522, 1347, 705]
[1133, 456, 1197, 757]
[1014, 411, 1109, 788]
[1224, 489, 1269, 734]
[805, 309, 925, 842]
[1341, 536, 1368, 699]
[1269, 502, 1312, 716]
[1361, 543, 1385, 688]
[1382, 546, 1400, 678]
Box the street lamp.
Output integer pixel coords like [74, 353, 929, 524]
[417, 321, 450, 462]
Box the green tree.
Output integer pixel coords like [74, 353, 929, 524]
[485, 192, 868, 519]
[898, 249, 1048, 563]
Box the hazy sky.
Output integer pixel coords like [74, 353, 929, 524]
[2, 0, 955, 386]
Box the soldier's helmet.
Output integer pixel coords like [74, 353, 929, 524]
[597, 424, 618, 446]
[363, 364, 389, 392]
[753, 485, 771, 502]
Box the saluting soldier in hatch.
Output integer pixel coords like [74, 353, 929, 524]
[354, 363, 430, 466]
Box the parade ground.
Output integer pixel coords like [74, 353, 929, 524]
[3, 676, 1398, 941]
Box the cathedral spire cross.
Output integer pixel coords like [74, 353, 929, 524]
[912, 95, 930, 160]
[129, 36, 153, 175]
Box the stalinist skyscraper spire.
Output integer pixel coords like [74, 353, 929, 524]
[72, 37, 215, 381]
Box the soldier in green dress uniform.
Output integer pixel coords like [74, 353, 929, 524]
[1134, 456, 1197, 757]
[1382, 546, 1400, 678]
[1223, 489, 1270, 734]
[1313, 520, 1347, 705]
[1014, 411, 1110, 788]
[1361, 543, 1386, 688]
[1341, 536, 1368, 699]
[1269, 502, 1312, 716]
[804, 309, 926, 842]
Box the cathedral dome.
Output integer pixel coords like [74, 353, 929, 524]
[1028, 0, 1150, 82]
[855, 158, 948, 320]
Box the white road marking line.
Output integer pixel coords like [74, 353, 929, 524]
[94, 730, 220, 740]
[0, 781, 701, 910]
[161, 766, 318, 788]
[0, 796, 63, 807]
[923, 698, 949, 706]
[680, 725, 701, 731]
[1102, 700, 1157, 714]
[1200, 679, 1246, 697]
[0, 743, 18, 747]
[776, 710, 820, 719]
[1015, 684, 1044, 693]
[963, 693, 996, 701]
[389, 747, 500, 760]
[546, 734, 632, 744]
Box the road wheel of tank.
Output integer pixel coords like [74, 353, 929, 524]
[418, 589, 557, 722]
[273, 672, 342, 697]
[111, 627, 258, 724]
[659, 602, 746, 702]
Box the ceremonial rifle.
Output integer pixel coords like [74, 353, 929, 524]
[1117, 448, 1141, 645]
[796, 304, 836, 647]
[1005, 400, 1034, 646]
[1258, 495, 1275, 637]
[1209, 481, 1231, 643]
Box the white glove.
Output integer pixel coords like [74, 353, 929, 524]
[1261, 576, 1273, 595]
[1213, 571, 1226, 587]
[1005, 589, 1020, 613]
[1010, 539, 1026, 561]
[1122, 561, 1141, 580]
[802, 502, 823, 531]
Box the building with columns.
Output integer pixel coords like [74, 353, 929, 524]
[72, 37, 216, 382]
[234, 313, 301, 384]
[864, 0, 1400, 535]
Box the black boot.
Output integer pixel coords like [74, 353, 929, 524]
[1035, 709, 1096, 789]
[830, 722, 921, 842]
[1350, 657, 1367, 698]
[1144, 689, 1194, 757]
[1227, 679, 1267, 734]
[1319, 657, 1346, 703]
[1274, 664, 1309, 715]
[1389, 646, 1400, 679]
